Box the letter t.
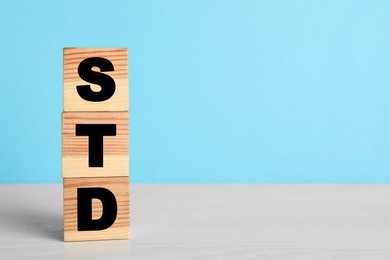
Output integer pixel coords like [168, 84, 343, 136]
[75, 124, 117, 167]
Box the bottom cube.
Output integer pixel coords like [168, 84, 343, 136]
[63, 176, 130, 242]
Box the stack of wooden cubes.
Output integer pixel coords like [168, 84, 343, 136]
[62, 48, 130, 242]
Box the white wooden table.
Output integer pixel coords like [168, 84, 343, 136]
[1, 184, 390, 259]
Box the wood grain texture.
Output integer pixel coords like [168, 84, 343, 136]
[64, 48, 128, 112]
[63, 177, 130, 242]
[62, 111, 129, 178]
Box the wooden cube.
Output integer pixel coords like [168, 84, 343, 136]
[64, 176, 130, 242]
[64, 48, 128, 112]
[62, 111, 129, 178]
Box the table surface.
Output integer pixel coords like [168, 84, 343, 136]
[1, 184, 390, 259]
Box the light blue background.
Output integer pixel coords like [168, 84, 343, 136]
[1, 0, 389, 183]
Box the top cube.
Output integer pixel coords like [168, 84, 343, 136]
[64, 48, 128, 112]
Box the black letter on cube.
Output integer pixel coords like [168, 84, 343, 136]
[75, 124, 116, 167]
[77, 57, 116, 102]
[77, 187, 118, 231]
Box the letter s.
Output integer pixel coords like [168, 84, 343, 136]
[76, 57, 116, 102]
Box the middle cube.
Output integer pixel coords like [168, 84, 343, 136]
[62, 111, 129, 178]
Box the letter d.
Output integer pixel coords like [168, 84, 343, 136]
[77, 187, 117, 231]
